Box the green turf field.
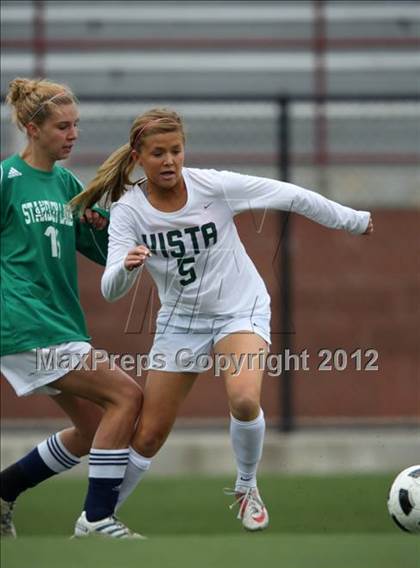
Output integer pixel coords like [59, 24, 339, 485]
[2, 474, 419, 568]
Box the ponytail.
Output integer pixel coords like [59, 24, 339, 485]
[70, 143, 135, 212]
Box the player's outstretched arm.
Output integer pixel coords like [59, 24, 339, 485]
[220, 170, 372, 235]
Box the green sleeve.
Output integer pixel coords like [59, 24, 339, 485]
[0, 166, 4, 231]
[0, 164, 8, 231]
[75, 219, 108, 266]
[91, 205, 110, 220]
[66, 168, 110, 265]
[75, 199, 110, 265]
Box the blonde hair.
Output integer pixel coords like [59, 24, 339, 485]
[6, 77, 77, 131]
[71, 108, 185, 212]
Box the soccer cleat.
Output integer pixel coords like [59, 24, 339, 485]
[73, 511, 146, 539]
[1, 498, 17, 538]
[225, 487, 269, 531]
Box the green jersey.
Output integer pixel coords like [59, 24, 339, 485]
[1, 154, 108, 356]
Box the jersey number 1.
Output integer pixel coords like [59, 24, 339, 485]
[44, 226, 61, 258]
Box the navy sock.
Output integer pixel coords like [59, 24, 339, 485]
[0, 455, 53, 502]
[84, 449, 129, 522]
[0, 433, 80, 502]
[84, 478, 124, 522]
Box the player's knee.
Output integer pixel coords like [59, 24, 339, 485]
[115, 381, 143, 415]
[229, 395, 260, 421]
[133, 426, 168, 458]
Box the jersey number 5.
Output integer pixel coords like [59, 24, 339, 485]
[44, 226, 61, 258]
[177, 257, 196, 286]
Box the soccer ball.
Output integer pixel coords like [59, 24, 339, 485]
[387, 465, 420, 533]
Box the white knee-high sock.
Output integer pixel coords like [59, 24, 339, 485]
[115, 447, 152, 511]
[230, 409, 265, 491]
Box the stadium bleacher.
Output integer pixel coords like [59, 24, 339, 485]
[1, 1, 419, 205]
[2, 1, 420, 96]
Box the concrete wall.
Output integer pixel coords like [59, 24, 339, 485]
[2, 427, 419, 475]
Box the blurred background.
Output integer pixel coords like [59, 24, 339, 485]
[1, 0, 419, 475]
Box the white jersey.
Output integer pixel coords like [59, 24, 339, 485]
[101, 168, 370, 318]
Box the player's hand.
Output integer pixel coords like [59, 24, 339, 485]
[124, 245, 152, 271]
[363, 215, 374, 235]
[81, 208, 108, 230]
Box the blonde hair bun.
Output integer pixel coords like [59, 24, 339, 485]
[6, 77, 76, 130]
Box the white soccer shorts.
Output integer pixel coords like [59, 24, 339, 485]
[0, 341, 92, 397]
[147, 310, 271, 373]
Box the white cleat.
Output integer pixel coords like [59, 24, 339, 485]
[73, 511, 146, 539]
[225, 487, 269, 532]
[1, 498, 17, 538]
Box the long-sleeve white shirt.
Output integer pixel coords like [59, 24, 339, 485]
[101, 168, 370, 317]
